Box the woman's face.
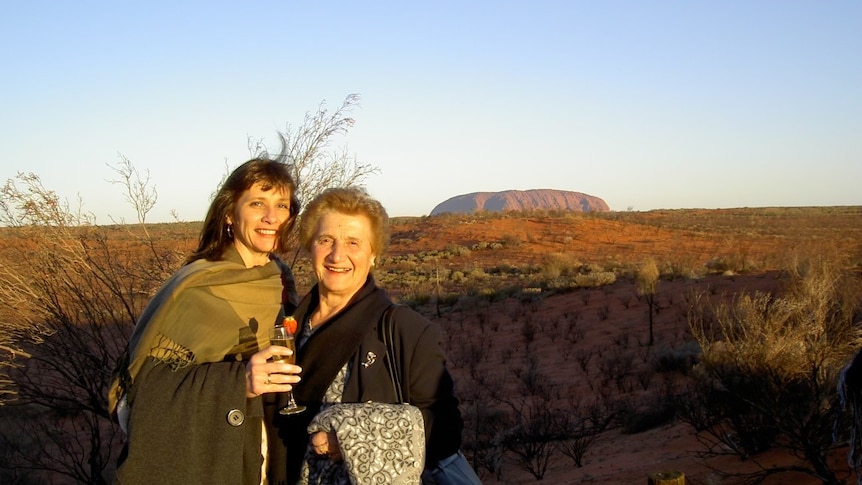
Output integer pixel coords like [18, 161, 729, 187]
[309, 211, 376, 301]
[227, 182, 292, 267]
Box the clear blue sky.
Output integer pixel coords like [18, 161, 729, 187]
[2, 1, 860, 223]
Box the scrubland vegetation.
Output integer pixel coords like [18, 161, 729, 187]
[1, 185, 860, 483]
[1, 97, 861, 484]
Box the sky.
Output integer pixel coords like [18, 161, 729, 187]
[1, 1, 860, 224]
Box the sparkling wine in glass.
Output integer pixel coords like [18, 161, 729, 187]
[270, 317, 306, 415]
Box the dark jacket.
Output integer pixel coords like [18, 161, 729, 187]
[115, 358, 267, 485]
[113, 248, 298, 485]
[277, 276, 463, 483]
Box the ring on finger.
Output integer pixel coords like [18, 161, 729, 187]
[265, 374, 272, 385]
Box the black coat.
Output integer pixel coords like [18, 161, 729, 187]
[276, 276, 463, 483]
[113, 249, 300, 485]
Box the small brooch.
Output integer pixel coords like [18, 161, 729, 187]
[361, 351, 377, 368]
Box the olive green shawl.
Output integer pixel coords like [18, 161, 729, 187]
[109, 249, 284, 415]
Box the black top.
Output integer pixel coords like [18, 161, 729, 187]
[275, 276, 463, 483]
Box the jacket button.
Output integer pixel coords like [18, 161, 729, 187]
[226, 409, 245, 427]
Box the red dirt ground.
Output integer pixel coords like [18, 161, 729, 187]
[383, 210, 862, 484]
[428, 273, 858, 484]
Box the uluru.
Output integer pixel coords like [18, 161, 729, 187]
[430, 189, 610, 215]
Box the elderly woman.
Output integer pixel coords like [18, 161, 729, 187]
[278, 187, 469, 484]
[109, 156, 303, 485]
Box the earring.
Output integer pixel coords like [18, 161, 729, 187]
[226, 224, 234, 239]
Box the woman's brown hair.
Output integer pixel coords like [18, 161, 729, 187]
[185, 156, 300, 264]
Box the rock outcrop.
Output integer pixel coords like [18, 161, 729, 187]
[430, 189, 609, 215]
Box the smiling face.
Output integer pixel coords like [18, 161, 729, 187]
[309, 211, 376, 302]
[227, 182, 293, 267]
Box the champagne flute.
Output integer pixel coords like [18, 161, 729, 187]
[270, 317, 306, 415]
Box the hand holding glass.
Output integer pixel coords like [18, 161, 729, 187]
[270, 318, 306, 415]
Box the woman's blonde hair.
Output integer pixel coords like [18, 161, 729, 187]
[299, 186, 390, 257]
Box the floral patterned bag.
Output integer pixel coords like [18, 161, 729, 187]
[302, 402, 425, 485]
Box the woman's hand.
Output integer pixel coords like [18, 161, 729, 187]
[311, 431, 343, 462]
[245, 345, 301, 398]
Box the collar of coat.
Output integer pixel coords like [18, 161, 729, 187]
[292, 275, 392, 403]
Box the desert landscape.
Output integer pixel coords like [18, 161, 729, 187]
[297, 207, 860, 484]
[1, 205, 861, 484]
[380, 207, 862, 484]
[4, 2, 858, 482]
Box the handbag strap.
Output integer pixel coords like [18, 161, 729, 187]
[380, 305, 405, 404]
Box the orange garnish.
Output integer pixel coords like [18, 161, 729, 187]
[283, 316, 298, 334]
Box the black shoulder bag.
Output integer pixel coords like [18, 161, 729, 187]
[379, 305, 483, 485]
[380, 305, 407, 403]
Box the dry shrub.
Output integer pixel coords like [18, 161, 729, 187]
[538, 252, 571, 280]
[695, 251, 861, 382]
[446, 244, 472, 257]
[686, 247, 862, 484]
[574, 271, 616, 288]
[0, 170, 178, 483]
[652, 341, 700, 375]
